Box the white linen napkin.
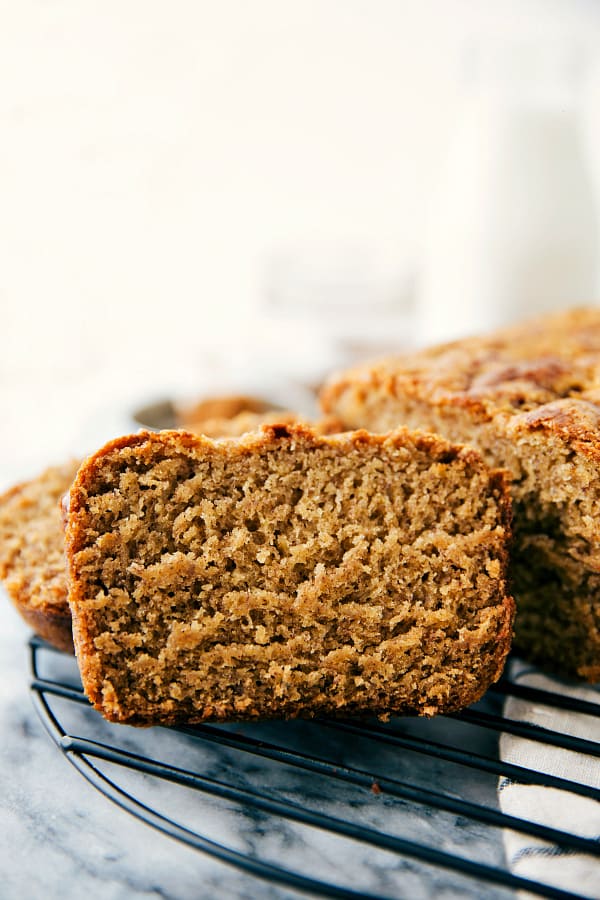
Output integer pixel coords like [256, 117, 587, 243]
[499, 659, 600, 898]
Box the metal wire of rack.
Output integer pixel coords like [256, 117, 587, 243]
[30, 636, 599, 900]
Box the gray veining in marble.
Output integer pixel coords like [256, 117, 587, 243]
[0, 595, 516, 900]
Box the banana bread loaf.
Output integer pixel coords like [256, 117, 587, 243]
[0, 462, 79, 652]
[321, 307, 600, 681]
[65, 425, 513, 725]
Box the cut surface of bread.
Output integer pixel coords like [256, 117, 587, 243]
[65, 425, 513, 725]
[321, 307, 600, 680]
[0, 416, 342, 652]
[0, 462, 80, 652]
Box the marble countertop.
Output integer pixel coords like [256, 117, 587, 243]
[1, 607, 294, 900]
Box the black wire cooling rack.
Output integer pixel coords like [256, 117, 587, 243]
[30, 637, 599, 900]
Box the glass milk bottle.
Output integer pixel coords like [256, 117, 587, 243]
[417, 43, 599, 345]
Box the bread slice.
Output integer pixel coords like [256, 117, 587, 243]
[65, 425, 513, 725]
[320, 307, 600, 681]
[0, 462, 79, 652]
[0, 417, 343, 652]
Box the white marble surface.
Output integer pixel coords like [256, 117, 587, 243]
[1, 610, 299, 900]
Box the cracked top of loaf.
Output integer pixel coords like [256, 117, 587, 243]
[321, 307, 600, 427]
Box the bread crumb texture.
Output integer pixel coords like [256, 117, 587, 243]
[66, 425, 513, 725]
[321, 307, 600, 680]
[0, 407, 341, 652]
[0, 462, 79, 652]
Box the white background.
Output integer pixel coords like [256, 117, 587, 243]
[2, 0, 600, 479]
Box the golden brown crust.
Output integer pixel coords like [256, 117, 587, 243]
[177, 394, 274, 427]
[185, 409, 300, 438]
[177, 386, 346, 440]
[16, 603, 73, 654]
[184, 410, 345, 440]
[321, 307, 600, 423]
[66, 425, 514, 725]
[512, 398, 600, 460]
[320, 307, 600, 681]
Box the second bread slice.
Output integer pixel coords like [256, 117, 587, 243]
[65, 425, 514, 725]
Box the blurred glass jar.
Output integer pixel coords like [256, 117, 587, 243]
[417, 41, 599, 345]
[263, 244, 415, 383]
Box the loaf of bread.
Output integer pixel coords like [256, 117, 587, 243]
[0, 462, 79, 652]
[65, 425, 513, 725]
[321, 307, 600, 681]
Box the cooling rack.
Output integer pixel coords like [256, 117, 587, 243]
[30, 637, 599, 900]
